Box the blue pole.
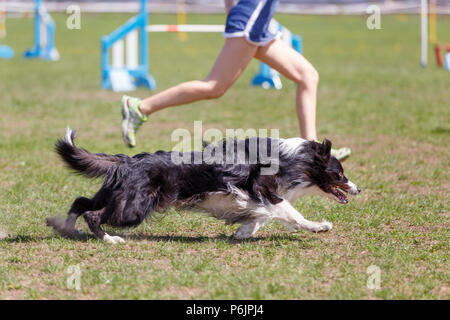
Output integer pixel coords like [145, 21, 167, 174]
[101, 15, 142, 49]
[34, 0, 41, 51]
[23, 0, 59, 60]
[101, 38, 109, 89]
[101, 0, 155, 90]
[140, 0, 148, 69]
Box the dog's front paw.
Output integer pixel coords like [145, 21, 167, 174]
[315, 220, 333, 233]
[103, 234, 126, 244]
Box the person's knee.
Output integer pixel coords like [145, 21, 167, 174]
[295, 67, 319, 88]
[309, 67, 319, 85]
[203, 80, 229, 99]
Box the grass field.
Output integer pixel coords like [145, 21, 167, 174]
[0, 13, 449, 299]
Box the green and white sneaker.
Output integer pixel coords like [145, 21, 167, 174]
[121, 95, 147, 148]
[331, 147, 351, 161]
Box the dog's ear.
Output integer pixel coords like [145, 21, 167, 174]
[319, 139, 332, 162]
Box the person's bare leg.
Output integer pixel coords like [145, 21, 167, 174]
[255, 39, 319, 141]
[139, 38, 258, 116]
[121, 38, 257, 147]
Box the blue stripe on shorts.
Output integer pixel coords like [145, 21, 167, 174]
[224, 0, 279, 46]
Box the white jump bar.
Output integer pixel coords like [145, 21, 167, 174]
[146, 24, 225, 33]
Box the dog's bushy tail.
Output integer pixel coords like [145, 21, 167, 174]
[55, 127, 125, 178]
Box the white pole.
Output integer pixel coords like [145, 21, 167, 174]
[146, 24, 225, 33]
[126, 30, 138, 69]
[421, 0, 428, 68]
[40, 17, 47, 49]
[112, 39, 124, 68]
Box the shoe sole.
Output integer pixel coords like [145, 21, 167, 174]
[121, 96, 134, 148]
[337, 149, 351, 162]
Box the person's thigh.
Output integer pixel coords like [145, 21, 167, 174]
[206, 37, 258, 87]
[254, 39, 316, 83]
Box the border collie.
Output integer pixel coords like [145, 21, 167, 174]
[47, 128, 360, 243]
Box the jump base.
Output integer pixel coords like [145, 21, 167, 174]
[0, 44, 14, 59]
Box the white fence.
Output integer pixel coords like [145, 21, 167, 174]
[5, 1, 450, 14]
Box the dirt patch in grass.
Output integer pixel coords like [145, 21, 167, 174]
[59, 90, 122, 103]
[2, 287, 24, 300]
[0, 118, 32, 138]
[360, 135, 445, 165]
[161, 285, 205, 299]
[0, 229, 9, 240]
[0, 180, 16, 190]
[337, 133, 449, 197]
[338, 132, 447, 164]
[434, 286, 449, 299]
[388, 218, 449, 234]
[439, 211, 450, 218]
[396, 181, 450, 198]
[151, 258, 173, 271]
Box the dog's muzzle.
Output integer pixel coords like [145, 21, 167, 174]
[345, 180, 361, 195]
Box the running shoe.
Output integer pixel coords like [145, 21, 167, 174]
[121, 95, 147, 148]
[331, 147, 351, 161]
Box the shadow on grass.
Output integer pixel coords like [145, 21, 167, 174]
[126, 233, 310, 245]
[1, 234, 93, 243]
[3, 233, 314, 246]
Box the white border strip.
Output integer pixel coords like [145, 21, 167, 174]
[146, 24, 224, 33]
[5, 1, 450, 14]
[6, 1, 450, 14]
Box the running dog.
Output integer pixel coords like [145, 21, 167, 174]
[47, 128, 360, 243]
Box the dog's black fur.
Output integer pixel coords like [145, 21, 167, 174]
[47, 129, 358, 241]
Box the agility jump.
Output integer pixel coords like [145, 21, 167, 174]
[101, 0, 303, 92]
[421, 0, 449, 70]
[0, 0, 14, 58]
[0, 0, 59, 60]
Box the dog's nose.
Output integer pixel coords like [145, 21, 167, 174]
[357, 187, 361, 194]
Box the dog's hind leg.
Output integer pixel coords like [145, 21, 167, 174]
[46, 197, 93, 238]
[271, 200, 332, 233]
[83, 209, 125, 244]
[234, 219, 268, 239]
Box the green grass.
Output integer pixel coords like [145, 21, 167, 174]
[0, 13, 449, 299]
